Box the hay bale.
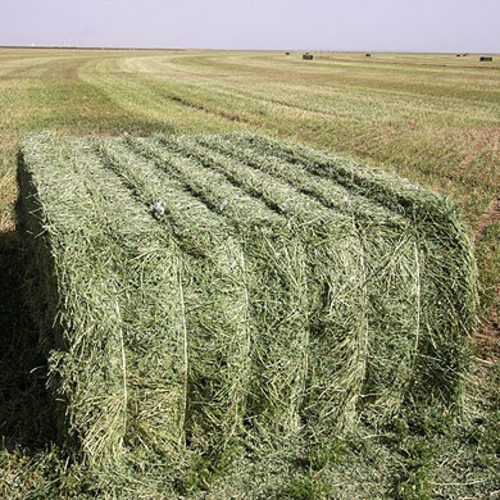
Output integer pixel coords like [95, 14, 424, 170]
[17, 132, 477, 472]
[192, 135, 421, 425]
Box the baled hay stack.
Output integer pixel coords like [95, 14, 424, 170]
[17, 132, 477, 473]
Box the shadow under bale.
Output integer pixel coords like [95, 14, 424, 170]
[0, 228, 56, 450]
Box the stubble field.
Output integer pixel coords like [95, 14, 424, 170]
[0, 48, 498, 498]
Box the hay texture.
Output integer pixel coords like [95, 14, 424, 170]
[17, 132, 477, 472]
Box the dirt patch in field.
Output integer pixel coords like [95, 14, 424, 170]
[476, 312, 500, 363]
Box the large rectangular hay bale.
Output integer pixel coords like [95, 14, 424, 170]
[17, 132, 477, 472]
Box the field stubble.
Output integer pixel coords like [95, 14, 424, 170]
[0, 49, 499, 498]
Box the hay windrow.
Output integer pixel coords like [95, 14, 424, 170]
[17, 132, 477, 481]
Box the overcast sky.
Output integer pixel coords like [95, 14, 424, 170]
[1, 0, 498, 53]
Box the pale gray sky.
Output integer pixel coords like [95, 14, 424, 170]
[1, 0, 499, 53]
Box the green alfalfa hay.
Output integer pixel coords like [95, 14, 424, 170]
[17, 135, 131, 466]
[17, 131, 477, 490]
[123, 135, 312, 440]
[125, 135, 412, 439]
[24, 133, 312, 466]
[18, 133, 311, 477]
[60, 138, 273, 474]
[147, 135, 370, 431]
[133, 131, 477, 427]
[214, 132, 478, 414]
[152, 134, 424, 429]
[61, 139, 189, 462]
[92, 137, 253, 458]
[188, 134, 422, 423]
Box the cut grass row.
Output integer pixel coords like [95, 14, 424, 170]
[80, 51, 499, 227]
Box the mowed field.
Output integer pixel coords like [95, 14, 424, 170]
[0, 48, 499, 498]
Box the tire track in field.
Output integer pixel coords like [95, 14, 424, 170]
[167, 94, 249, 125]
